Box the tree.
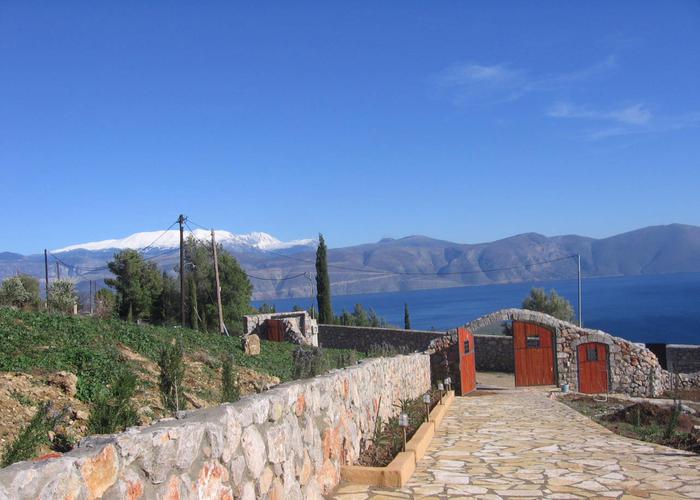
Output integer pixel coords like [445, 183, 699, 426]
[404, 303, 411, 330]
[151, 272, 178, 325]
[315, 234, 333, 324]
[88, 370, 139, 434]
[105, 250, 163, 322]
[522, 288, 574, 322]
[183, 236, 252, 334]
[48, 280, 78, 314]
[221, 354, 239, 403]
[95, 288, 117, 319]
[159, 336, 186, 413]
[0, 276, 31, 308]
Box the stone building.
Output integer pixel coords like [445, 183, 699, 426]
[243, 311, 319, 346]
[462, 308, 700, 397]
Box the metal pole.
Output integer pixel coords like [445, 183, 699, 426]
[44, 249, 49, 308]
[211, 229, 226, 335]
[577, 253, 582, 327]
[178, 214, 186, 327]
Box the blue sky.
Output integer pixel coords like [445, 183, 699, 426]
[2, 2, 699, 254]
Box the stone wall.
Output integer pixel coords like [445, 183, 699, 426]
[317, 324, 446, 353]
[0, 355, 430, 499]
[473, 335, 514, 373]
[465, 308, 700, 397]
[667, 345, 700, 374]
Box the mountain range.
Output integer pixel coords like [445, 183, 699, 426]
[1, 224, 699, 300]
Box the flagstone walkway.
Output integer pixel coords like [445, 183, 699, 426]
[329, 390, 700, 499]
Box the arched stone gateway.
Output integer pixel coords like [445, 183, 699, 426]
[448, 308, 700, 397]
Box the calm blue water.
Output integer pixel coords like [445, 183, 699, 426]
[254, 272, 700, 344]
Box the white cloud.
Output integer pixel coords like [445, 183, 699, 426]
[547, 102, 700, 140]
[433, 56, 616, 105]
[548, 102, 652, 126]
[435, 63, 519, 86]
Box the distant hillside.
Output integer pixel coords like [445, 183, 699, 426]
[1, 224, 699, 300]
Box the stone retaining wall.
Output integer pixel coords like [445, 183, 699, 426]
[317, 324, 445, 353]
[0, 355, 430, 499]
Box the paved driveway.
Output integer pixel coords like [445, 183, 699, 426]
[330, 390, 700, 499]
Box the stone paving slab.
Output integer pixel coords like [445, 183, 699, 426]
[329, 390, 700, 499]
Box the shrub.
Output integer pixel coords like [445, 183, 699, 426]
[334, 349, 358, 369]
[221, 354, 240, 403]
[292, 346, 327, 379]
[367, 341, 410, 358]
[1, 402, 64, 467]
[159, 336, 186, 413]
[48, 280, 78, 314]
[87, 370, 140, 435]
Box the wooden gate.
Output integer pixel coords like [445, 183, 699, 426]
[577, 342, 609, 394]
[513, 321, 555, 386]
[457, 327, 476, 395]
[265, 319, 285, 342]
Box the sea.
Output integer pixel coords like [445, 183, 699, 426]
[253, 272, 700, 345]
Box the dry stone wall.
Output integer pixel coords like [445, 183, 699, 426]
[667, 345, 700, 374]
[317, 324, 445, 353]
[0, 354, 430, 499]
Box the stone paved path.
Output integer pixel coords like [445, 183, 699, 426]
[329, 390, 700, 499]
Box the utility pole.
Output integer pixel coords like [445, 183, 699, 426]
[56, 261, 60, 280]
[211, 229, 226, 335]
[178, 214, 187, 327]
[90, 280, 94, 315]
[44, 249, 49, 308]
[577, 253, 582, 327]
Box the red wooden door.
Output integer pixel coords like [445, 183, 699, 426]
[457, 327, 476, 395]
[266, 319, 285, 342]
[513, 321, 555, 386]
[577, 342, 608, 394]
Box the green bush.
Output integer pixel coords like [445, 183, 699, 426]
[1, 402, 64, 467]
[292, 346, 327, 379]
[334, 349, 358, 369]
[87, 370, 140, 435]
[221, 354, 240, 403]
[367, 341, 410, 358]
[159, 336, 186, 413]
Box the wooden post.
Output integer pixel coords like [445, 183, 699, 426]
[56, 261, 60, 280]
[178, 214, 186, 327]
[44, 249, 49, 308]
[211, 229, 226, 335]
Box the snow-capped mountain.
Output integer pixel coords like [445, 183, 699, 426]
[53, 230, 316, 254]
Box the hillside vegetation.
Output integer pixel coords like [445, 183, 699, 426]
[0, 307, 361, 458]
[0, 307, 359, 398]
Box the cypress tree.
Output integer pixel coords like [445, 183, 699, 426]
[315, 234, 333, 324]
[404, 303, 411, 330]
